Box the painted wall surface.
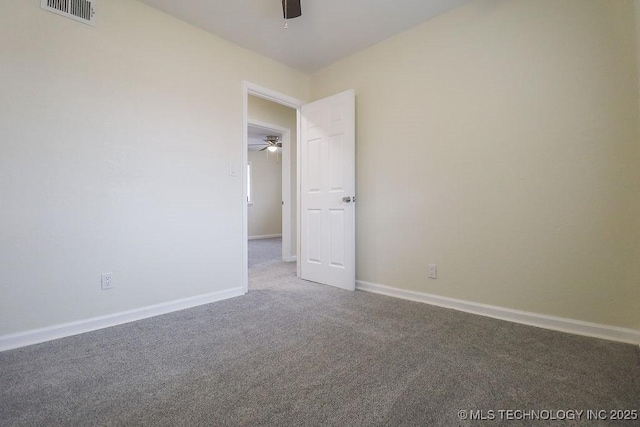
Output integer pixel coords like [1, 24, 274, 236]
[310, 0, 640, 329]
[637, 0, 640, 115]
[635, 0, 640, 324]
[0, 0, 308, 335]
[247, 151, 282, 237]
[247, 96, 298, 251]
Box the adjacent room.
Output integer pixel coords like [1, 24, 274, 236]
[247, 94, 298, 271]
[1, 0, 639, 425]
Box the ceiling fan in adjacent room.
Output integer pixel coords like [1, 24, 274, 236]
[249, 135, 282, 152]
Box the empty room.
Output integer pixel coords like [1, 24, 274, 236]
[1, 0, 639, 425]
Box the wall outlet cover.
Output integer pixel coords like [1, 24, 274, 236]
[101, 273, 113, 290]
[428, 264, 437, 279]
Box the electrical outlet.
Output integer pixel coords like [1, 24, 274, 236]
[428, 264, 437, 279]
[101, 273, 113, 290]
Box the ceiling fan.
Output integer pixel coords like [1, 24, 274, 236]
[282, 0, 302, 20]
[282, 0, 301, 28]
[249, 135, 282, 152]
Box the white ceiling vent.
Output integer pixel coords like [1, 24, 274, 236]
[41, 0, 97, 26]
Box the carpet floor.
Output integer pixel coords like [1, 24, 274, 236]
[248, 237, 283, 269]
[1, 239, 638, 426]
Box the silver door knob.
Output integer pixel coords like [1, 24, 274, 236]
[342, 196, 352, 203]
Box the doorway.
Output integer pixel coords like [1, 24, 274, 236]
[243, 86, 303, 292]
[242, 83, 356, 294]
[246, 122, 287, 265]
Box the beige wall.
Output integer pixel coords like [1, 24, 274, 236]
[0, 0, 308, 335]
[248, 96, 298, 252]
[311, 0, 640, 329]
[248, 150, 282, 237]
[635, 0, 640, 324]
[637, 0, 640, 114]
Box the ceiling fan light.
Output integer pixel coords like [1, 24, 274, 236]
[268, 146, 278, 152]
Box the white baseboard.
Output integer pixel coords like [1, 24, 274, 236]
[0, 287, 245, 352]
[248, 234, 282, 240]
[356, 281, 640, 346]
[283, 255, 297, 262]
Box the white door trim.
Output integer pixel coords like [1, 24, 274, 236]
[242, 82, 305, 293]
[247, 119, 294, 262]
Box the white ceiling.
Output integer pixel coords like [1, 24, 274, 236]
[137, 0, 472, 73]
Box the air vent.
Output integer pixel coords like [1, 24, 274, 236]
[41, 0, 96, 26]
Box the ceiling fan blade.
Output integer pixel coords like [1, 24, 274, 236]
[260, 146, 269, 152]
[248, 143, 267, 146]
[282, 0, 301, 19]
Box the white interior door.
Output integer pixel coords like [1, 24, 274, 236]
[300, 90, 355, 290]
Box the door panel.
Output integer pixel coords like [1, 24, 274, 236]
[300, 90, 355, 291]
[329, 209, 345, 267]
[307, 209, 323, 264]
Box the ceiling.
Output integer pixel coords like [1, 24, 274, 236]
[137, 0, 472, 73]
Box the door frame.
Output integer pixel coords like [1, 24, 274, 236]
[242, 82, 305, 293]
[246, 119, 293, 261]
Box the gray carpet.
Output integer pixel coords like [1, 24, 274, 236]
[1, 240, 638, 426]
[247, 237, 283, 268]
